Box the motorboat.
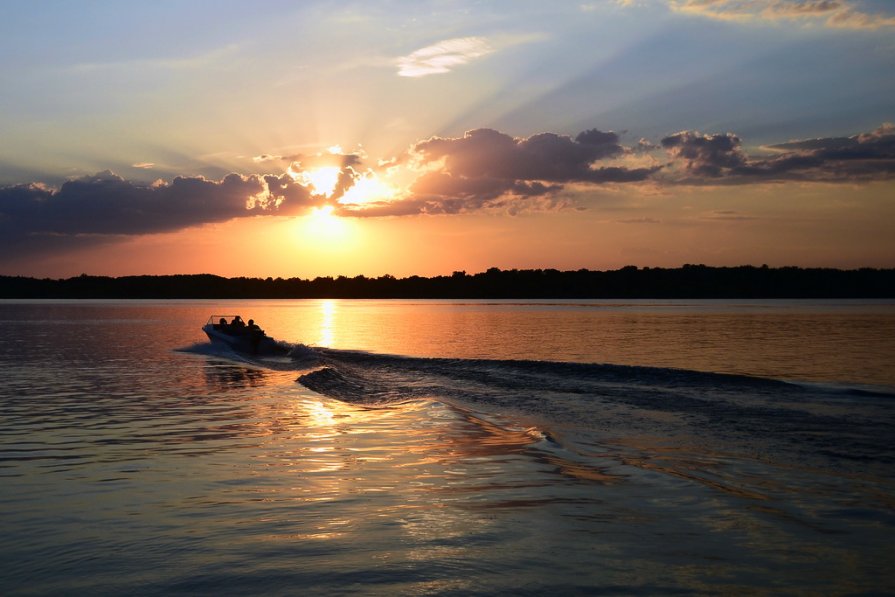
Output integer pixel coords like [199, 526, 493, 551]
[202, 315, 288, 355]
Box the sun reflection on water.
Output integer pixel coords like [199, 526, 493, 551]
[172, 358, 625, 590]
[6, 302, 892, 595]
[241, 394, 554, 533]
[318, 299, 335, 346]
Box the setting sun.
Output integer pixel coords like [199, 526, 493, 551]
[2, 2, 895, 594]
[304, 204, 347, 240]
[3, 1, 895, 281]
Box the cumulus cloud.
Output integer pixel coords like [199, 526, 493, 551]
[3, 171, 266, 234]
[343, 127, 658, 216]
[262, 173, 313, 206]
[0, 170, 317, 258]
[660, 123, 895, 183]
[396, 37, 493, 77]
[414, 128, 650, 182]
[0, 145, 394, 258]
[668, 0, 895, 29]
[3, 123, 892, 259]
[661, 131, 747, 177]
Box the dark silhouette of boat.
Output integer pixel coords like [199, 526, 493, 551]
[202, 315, 288, 355]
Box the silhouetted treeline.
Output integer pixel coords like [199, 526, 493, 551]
[1, 265, 894, 299]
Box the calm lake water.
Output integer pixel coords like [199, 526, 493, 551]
[1, 299, 894, 595]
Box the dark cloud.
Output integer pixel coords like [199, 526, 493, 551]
[336, 185, 569, 218]
[413, 128, 639, 183]
[334, 175, 530, 219]
[768, 123, 895, 162]
[661, 131, 747, 177]
[1, 171, 281, 236]
[574, 129, 624, 156]
[331, 166, 363, 201]
[0, 170, 318, 258]
[0, 150, 378, 260]
[412, 171, 557, 203]
[3, 124, 892, 260]
[263, 173, 313, 205]
[396, 128, 658, 214]
[661, 123, 895, 183]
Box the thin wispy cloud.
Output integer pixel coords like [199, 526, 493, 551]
[668, 0, 895, 29]
[581, 0, 638, 9]
[396, 37, 494, 77]
[67, 43, 242, 75]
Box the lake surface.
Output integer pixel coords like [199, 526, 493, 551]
[1, 299, 894, 595]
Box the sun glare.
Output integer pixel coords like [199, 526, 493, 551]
[300, 167, 341, 197]
[339, 173, 398, 205]
[304, 204, 347, 240]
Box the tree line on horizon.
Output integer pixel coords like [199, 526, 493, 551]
[2, 265, 894, 299]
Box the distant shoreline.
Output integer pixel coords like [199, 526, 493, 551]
[2, 265, 895, 299]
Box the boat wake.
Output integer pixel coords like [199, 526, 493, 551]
[178, 340, 321, 370]
[306, 347, 890, 463]
[184, 338, 895, 478]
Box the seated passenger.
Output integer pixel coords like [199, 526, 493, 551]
[246, 319, 265, 353]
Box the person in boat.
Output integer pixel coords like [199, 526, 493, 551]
[247, 319, 264, 353]
[230, 316, 246, 333]
[218, 317, 229, 332]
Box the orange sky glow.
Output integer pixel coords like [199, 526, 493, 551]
[1, 2, 893, 278]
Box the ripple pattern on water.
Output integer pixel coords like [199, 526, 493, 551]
[2, 300, 894, 595]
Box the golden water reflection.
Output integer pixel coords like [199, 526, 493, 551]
[248, 299, 895, 387]
[205, 383, 618, 578]
[7, 301, 889, 594]
[318, 299, 335, 346]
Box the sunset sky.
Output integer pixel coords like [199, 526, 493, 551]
[1, 0, 894, 279]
